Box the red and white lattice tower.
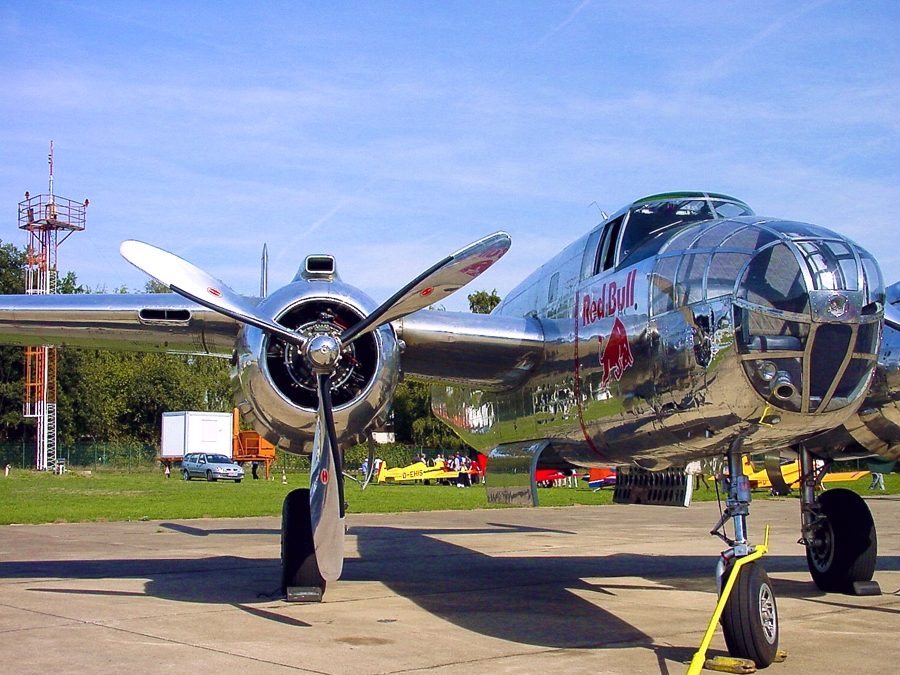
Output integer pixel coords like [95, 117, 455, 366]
[17, 141, 87, 471]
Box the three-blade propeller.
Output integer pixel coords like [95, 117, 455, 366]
[121, 232, 511, 580]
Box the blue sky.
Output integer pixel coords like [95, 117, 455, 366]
[1, 1, 898, 310]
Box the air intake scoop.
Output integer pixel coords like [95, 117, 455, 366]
[299, 255, 337, 282]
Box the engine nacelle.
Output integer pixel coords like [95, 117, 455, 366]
[232, 271, 400, 454]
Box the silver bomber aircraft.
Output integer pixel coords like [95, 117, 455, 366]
[1, 191, 899, 668]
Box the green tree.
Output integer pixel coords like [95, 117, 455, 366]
[0, 240, 25, 293]
[411, 414, 468, 451]
[0, 241, 26, 443]
[390, 381, 431, 443]
[144, 279, 171, 294]
[58, 271, 85, 294]
[391, 380, 469, 451]
[64, 350, 231, 445]
[467, 289, 501, 314]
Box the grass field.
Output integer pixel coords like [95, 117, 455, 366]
[1, 468, 896, 525]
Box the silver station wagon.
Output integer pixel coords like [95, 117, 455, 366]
[182, 453, 245, 483]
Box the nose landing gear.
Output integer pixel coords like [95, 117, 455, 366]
[689, 439, 782, 673]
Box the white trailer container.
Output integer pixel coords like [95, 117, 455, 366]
[161, 411, 233, 460]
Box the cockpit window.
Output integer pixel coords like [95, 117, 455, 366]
[678, 253, 710, 305]
[619, 199, 713, 264]
[741, 243, 809, 314]
[795, 240, 859, 291]
[722, 226, 777, 251]
[860, 253, 884, 305]
[582, 215, 624, 278]
[712, 201, 754, 219]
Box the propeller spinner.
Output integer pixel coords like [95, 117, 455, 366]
[121, 231, 511, 579]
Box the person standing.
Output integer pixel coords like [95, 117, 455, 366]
[869, 472, 885, 491]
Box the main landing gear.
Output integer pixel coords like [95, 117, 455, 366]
[797, 446, 879, 594]
[690, 440, 781, 673]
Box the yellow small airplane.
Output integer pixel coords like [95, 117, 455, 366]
[375, 460, 463, 484]
[742, 456, 869, 492]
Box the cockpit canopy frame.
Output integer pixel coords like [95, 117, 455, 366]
[581, 192, 754, 279]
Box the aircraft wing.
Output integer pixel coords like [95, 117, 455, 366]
[0, 293, 241, 356]
[0, 293, 548, 383]
[395, 309, 546, 391]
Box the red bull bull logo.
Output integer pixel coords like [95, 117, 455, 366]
[459, 244, 507, 277]
[599, 316, 634, 389]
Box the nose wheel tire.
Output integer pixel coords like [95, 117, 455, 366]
[806, 488, 877, 592]
[720, 561, 779, 667]
[281, 487, 326, 595]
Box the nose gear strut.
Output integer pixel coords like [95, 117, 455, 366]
[689, 436, 783, 672]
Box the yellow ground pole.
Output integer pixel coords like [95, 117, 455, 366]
[686, 526, 770, 675]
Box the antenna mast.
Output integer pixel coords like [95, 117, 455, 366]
[18, 142, 87, 471]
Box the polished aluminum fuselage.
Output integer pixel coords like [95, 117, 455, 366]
[402, 212, 891, 468]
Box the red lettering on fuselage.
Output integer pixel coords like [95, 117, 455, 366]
[581, 269, 637, 327]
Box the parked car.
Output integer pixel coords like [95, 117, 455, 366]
[182, 453, 244, 482]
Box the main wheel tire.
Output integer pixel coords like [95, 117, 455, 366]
[720, 561, 779, 667]
[281, 487, 326, 595]
[806, 488, 877, 592]
[206, 470, 217, 482]
[182, 469, 190, 481]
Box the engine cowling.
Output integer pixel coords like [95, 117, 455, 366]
[232, 275, 400, 454]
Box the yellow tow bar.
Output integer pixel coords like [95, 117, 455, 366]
[686, 527, 770, 675]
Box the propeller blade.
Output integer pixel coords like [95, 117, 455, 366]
[886, 281, 900, 306]
[120, 240, 306, 348]
[340, 231, 511, 344]
[885, 303, 900, 331]
[308, 373, 346, 581]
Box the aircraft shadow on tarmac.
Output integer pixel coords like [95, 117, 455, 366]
[1, 520, 897, 651]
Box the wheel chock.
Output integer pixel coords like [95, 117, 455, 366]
[702, 656, 756, 673]
[285, 586, 323, 602]
[697, 649, 787, 672]
[851, 580, 881, 596]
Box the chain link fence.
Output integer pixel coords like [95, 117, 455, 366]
[0, 442, 158, 472]
[0, 441, 438, 474]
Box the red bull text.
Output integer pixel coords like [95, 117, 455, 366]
[582, 269, 637, 326]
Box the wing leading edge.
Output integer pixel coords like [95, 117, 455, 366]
[0, 293, 241, 356]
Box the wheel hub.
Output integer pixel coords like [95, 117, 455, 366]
[808, 521, 835, 572]
[758, 582, 777, 643]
